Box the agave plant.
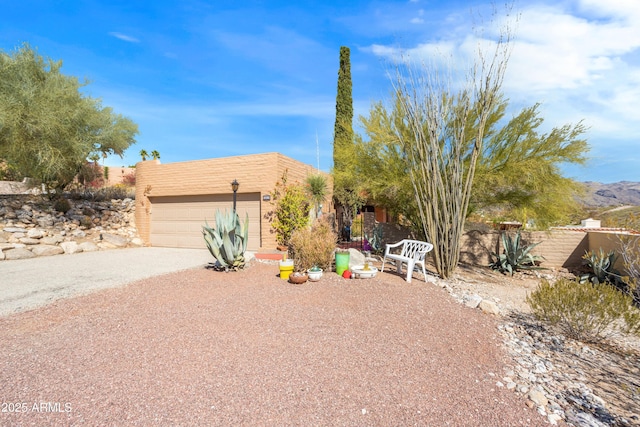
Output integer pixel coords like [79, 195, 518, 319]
[579, 249, 628, 289]
[490, 231, 545, 276]
[202, 209, 249, 271]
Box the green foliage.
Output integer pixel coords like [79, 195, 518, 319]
[53, 198, 71, 213]
[0, 44, 138, 191]
[305, 174, 328, 219]
[527, 278, 640, 343]
[139, 150, 149, 161]
[333, 46, 353, 173]
[580, 249, 620, 285]
[202, 209, 249, 271]
[289, 217, 338, 271]
[472, 101, 589, 228]
[345, 96, 589, 234]
[270, 171, 310, 247]
[151, 150, 160, 160]
[490, 231, 545, 275]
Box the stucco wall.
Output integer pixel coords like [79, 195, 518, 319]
[135, 153, 332, 250]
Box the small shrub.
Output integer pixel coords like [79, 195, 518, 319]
[527, 278, 640, 343]
[580, 249, 620, 285]
[269, 170, 310, 247]
[289, 217, 338, 272]
[53, 198, 71, 213]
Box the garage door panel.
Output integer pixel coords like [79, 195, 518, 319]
[149, 194, 260, 250]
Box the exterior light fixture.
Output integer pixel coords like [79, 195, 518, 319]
[231, 179, 239, 212]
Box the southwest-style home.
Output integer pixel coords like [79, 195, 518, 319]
[134, 153, 333, 251]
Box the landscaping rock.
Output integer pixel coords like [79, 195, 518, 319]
[0, 195, 140, 261]
[347, 248, 366, 267]
[79, 241, 99, 252]
[463, 294, 483, 309]
[60, 241, 82, 254]
[101, 233, 128, 247]
[26, 228, 44, 239]
[479, 299, 500, 315]
[31, 245, 65, 257]
[4, 247, 36, 260]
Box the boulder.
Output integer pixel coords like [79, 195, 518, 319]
[2, 227, 27, 233]
[4, 247, 36, 260]
[347, 248, 366, 267]
[79, 241, 99, 252]
[101, 233, 128, 247]
[60, 241, 82, 254]
[479, 299, 500, 315]
[31, 245, 64, 257]
[464, 294, 483, 309]
[26, 228, 44, 239]
[19, 237, 41, 245]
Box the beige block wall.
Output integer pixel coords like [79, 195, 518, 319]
[459, 229, 589, 270]
[135, 153, 332, 250]
[588, 231, 640, 274]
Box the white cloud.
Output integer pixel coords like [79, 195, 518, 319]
[108, 32, 140, 43]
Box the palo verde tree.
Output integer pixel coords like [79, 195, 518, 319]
[0, 43, 138, 191]
[332, 46, 365, 229]
[351, 95, 590, 231]
[390, 14, 514, 279]
[471, 101, 589, 227]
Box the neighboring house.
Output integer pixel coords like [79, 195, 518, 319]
[135, 153, 333, 251]
[105, 166, 135, 186]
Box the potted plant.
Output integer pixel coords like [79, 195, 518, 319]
[307, 265, 323, 281]
[279, 254, 294, 280]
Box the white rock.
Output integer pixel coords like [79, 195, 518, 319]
[26, 228, 44, 238]
[60, 241, 83, 254]
[79, 241, 99, 252]
[464, 294, 483, 308]
[4, 247, 36, 260]
[31, 245, 64, 257]
[528, 389, 548, 407]
[479, 299, 500, 315]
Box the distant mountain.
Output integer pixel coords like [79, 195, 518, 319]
[579, 181, 640, 207]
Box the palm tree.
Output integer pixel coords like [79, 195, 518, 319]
[151, 150, 161, 160]
[139, 149, 149, 161]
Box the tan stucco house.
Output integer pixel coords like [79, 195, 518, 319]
[135, 153, 332, 251]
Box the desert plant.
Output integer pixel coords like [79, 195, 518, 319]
[527, 278, 640, 343]
[270, 170, 310, 247]
[289, 217, 338, 272]
[305, 174, 328, 219]
[490, 231, 545, 275]
[580, 249, 620, 285]
[364, 223, 383, 254]
[618, 234, 640, 306]
[202, 209, 249, 271]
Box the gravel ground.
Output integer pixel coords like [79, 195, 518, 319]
[0, 247, 213, 316]
[0, 260, 548, 426]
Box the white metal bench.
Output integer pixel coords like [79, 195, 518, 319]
[381, 239, 434, 283]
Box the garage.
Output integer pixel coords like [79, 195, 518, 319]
[149, 194, 261, 250]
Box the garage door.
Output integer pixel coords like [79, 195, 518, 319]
[149, 194, 261, 250]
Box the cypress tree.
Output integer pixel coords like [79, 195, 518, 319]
[332, 46, 353, 172]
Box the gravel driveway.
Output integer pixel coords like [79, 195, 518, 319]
[0, 260, 546, 426]
[0, 247, 214, 317]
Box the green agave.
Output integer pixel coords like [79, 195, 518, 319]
[490, 230, 545, 275]
[202, 209, 249, 271]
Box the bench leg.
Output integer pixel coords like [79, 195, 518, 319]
[395, 259, 403, 274]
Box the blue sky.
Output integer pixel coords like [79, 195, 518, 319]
[2, 0, 639, 183]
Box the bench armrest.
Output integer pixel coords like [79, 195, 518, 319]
[384, 240, 405, 256]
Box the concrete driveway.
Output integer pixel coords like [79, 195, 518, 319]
[0, 247, 219, 317]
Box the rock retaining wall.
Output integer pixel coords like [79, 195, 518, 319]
[0, 195, 143, 261]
